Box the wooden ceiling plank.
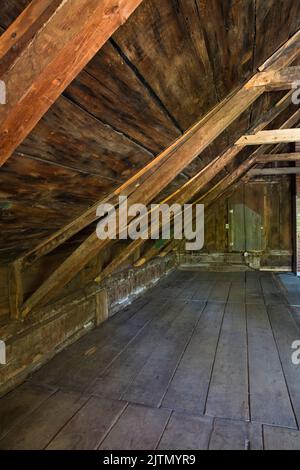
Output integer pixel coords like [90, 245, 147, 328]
[0, 0, 144, 166]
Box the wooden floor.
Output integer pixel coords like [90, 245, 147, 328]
[1, 270, 300, 450]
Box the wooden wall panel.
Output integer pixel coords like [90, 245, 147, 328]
[202, 178, 293, 258]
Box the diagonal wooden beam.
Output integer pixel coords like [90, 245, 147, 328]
[19, 30, 300, 317]
[245, 66, 300, 90]
[0, 0, 143, 166]
[237, 129, 300, 146]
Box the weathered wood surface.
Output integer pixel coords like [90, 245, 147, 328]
[1, 271, 300, 450]
[238, 129, 300, 146]
[0, 0, 300, 263]
[0, 0, 144, 166]
[246, 66, 300, 90]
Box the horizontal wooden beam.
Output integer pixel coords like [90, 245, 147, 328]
[249, 167, 300, 176]
[0, 0, 143, 166]
[246, 66, 300, 90]
[237, 129, 300, 146]
[256, 153, 300, 163]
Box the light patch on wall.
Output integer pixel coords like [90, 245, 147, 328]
[0, 81, 6, 104]
[0, 341, 6, 365]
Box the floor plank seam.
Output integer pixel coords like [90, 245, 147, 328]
[203, 302, 227, 417]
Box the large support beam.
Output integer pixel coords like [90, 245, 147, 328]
[0, 0, 143, 166]
[246, 66, 300, 90]
[18, 29, 300, 317]
[237, 129, 300, 146]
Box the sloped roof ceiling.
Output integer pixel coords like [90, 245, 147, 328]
[1, 0, 300, 263]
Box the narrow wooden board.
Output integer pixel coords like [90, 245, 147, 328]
[158, 413, 213, 451]
[89, 299, 185, 400]
[0, 382, 56, 439]
[205, 303, 249, 421]
[264, 425, 300, 450]
[123, 301, 204, 407]
[247, 304, 296, 428]
[47, 397, 127, 450]
[208, 281, 231, 303]
[260, 275, 286, 305]
[228, 282, 246, 303]
[162, 302, 225, 415]
[267, 303, 300, 426]
[0, 391, 87, 450]
[30, 296, 160, 392]
[209, 419, 263, 450]
[99, 404, 171, 450]
[245, 272, 265, 305]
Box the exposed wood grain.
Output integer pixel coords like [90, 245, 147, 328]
[99, 404, 171, 450]
[209, 419, 263, 450]
[47, 397, 127, 450]
[123, 301, 204, 407]
[158, 413, 213, 451]
[250, 167, 300, 176]
[205, 303, 249, 421]
[246, 67, 300, 90]
[65, 41, 181, 154]
[0, 391, 87, 450]
[162, 302, 225, 415]
[0, 0, 144, 166]
[247, 303, 296, 428]
[238, 129, 300, 146]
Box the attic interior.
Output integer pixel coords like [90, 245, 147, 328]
[2, 0, 300, 452]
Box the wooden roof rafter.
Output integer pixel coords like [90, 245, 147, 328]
[0, 0, 144, 167]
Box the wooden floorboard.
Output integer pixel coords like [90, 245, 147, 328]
[263, 425, 300, 450]
[47, 397, 127, 450]
[161, 302, 225, 415]
[247, 303, 297, 428]
[89, 299, 190, 401]
[0, 391, 87, 450]
[205, 302, 249, 421]
[267, 303, 300, 426]
[209, 419, 263, 450]
[2, 270, 300, 450]
[123, 301, 204, 407]
[99, 404, 171, 450]
[158, 413, 213, 450]
[0, 383, 56, 440]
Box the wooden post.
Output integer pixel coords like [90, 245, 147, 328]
[9, 260, 24, 319]
[95, 289, 109, 327]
